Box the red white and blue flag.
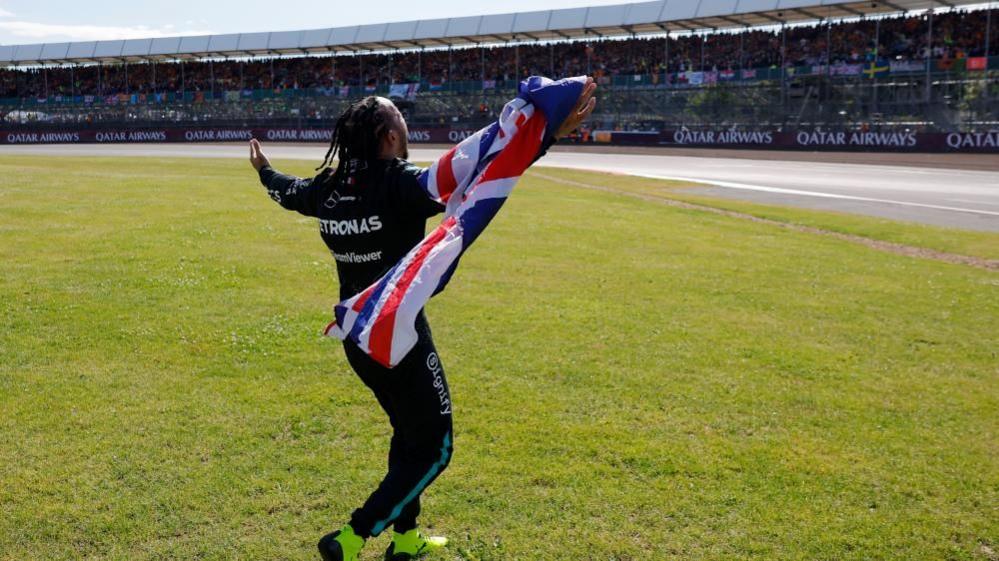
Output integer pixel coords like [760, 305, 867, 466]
[324, 75, 587, 367]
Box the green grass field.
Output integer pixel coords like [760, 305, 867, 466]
[1, 155, 997, 561]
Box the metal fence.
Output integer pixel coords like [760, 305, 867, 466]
[3, 68, 997, 133]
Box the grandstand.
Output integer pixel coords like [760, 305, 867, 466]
[0, 0, 997, 146]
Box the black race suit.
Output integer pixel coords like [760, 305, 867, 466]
[259, 158, 451, 538]
[259, 139, 554, 538]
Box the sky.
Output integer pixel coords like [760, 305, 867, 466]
[0, 0, 634, 45]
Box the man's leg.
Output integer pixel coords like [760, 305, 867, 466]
[341, 331, 454, 539]
[389, 435, 421, 534]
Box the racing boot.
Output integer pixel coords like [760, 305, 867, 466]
[383, 528, 448, 560]
[317, 524, 365, 561]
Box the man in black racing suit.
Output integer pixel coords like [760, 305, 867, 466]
[249, 82, 596, 561]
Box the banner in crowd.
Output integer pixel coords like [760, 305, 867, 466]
[1, 126, 996, 152]
[890, 60, 926, 73]
[967, 57, 988, 71]
[388, 83, 420, 100]
[829, 63, 864, 76]
[685, 71, 704, 85]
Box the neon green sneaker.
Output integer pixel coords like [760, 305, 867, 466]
[384, 528, 448, 560]
[317, 524, 365, 561]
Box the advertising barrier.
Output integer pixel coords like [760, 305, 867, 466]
[598, 129, 999, 153]
[0, 127, 478, 146]
[2, 126, 997, 153]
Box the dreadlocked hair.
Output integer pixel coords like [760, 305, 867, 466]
[315, 96, 395, 184]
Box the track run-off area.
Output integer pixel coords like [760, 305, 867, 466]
[4, 142, 999, 232]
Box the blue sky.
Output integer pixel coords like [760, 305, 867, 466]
[0, 0, 632, 45]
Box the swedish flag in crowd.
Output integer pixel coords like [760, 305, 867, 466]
[864, 48, 890, 78]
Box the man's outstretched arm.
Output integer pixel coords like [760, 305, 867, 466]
[250, 138, 330, 217]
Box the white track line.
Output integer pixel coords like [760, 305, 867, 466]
[630, 173, 999, 217]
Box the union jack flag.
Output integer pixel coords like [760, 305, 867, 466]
[324, 75, 587, 367]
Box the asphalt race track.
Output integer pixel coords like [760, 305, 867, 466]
[5, 142, 998, 232]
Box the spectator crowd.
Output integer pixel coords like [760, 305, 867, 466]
[0, 8, 994, 100]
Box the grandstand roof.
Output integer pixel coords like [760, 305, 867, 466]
[0, 0, 985, 66]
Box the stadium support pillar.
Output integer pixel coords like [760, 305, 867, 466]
[270, 58, 275, 89]
[180, 61, 185, 97]
[926, 3, 934, 104]
[70, 65, 75, 98]
[98, 63, 102, 97]
[209, 60, 214, 98]
[124, 62, 128, 96]
[873, 18, 881, 112]
[239, 61, 243, 91]
[986, 3, 992, 57]
[665, 32, 669, 82]
[824, 16, 831, 103]
[515, 41, 519, 80]
[550, 43, 554, 77]
[480, 46, 485, 84]
[700, 33, 705, 71]
[739, 29, 744, 75]
[985, 3, 992, 100]
[43, 66, 47, 98]
[418, 49, 422, 83]
[448, 47, 453, 92]
[781, 22, 787, 111]
[152, 62, 156, 95]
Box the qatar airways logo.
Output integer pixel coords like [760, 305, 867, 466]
[184, 129, 252, 141]
[4, 132, 80, 144]
[672, 130, 773, 145]
[265, 129, 332, 141]
[448, 130, 475, 142]
[95, 131, 167, 142]
[408, 130, 431, 142]
[945, 131, 998, 149]
[796, 131, 917, 147]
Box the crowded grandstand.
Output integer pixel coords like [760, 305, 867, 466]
[0, 0, 996, 146]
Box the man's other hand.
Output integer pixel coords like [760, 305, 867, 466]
[249, 138, 270, 172]
[554, 77, 597, 140]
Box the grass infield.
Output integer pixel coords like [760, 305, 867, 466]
[0, 155, 996, 560]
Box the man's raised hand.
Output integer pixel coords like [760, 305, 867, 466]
[554, 77, 598, 140]
[249, 138, 270, 172]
